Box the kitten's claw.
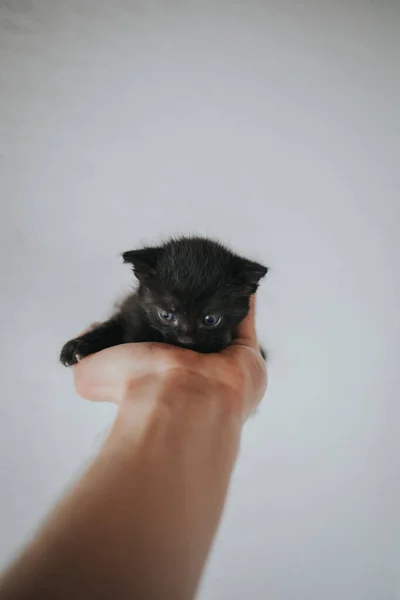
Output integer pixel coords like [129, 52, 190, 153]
[60, 339, 87, 367]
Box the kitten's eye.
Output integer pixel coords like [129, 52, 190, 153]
[203, 314, 221, 327]
[158, 309, 176, 322]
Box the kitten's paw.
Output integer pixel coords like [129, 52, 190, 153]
[60, 339, 89, 367]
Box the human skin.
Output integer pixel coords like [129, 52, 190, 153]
[0, 296, 267, 600]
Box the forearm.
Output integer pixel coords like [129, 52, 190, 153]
[0, 373, 242, 600]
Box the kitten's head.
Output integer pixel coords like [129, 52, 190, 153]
[122, 237, 267, 353]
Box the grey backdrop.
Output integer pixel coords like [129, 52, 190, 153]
[0, 2, 399, 599]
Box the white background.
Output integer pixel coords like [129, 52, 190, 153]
[0, 2, 399, 599]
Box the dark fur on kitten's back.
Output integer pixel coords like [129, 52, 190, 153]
[60, 236, 268, 366]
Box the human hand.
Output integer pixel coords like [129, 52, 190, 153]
[72, 296, 267, 421]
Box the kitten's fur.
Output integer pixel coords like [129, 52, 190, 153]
[60, 237, 267, 366]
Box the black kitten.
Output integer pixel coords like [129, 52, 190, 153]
[60, 237, 268, 366]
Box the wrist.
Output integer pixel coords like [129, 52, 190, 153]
[110, 368, 244, 446]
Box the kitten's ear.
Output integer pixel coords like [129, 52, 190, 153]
[233, 257, 268, 293]
[122, 247, 162, 281]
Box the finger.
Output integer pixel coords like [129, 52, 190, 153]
[72, 344, 139, 403]
[71, 342, 180, 403]
[234, 294, 258, 349]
